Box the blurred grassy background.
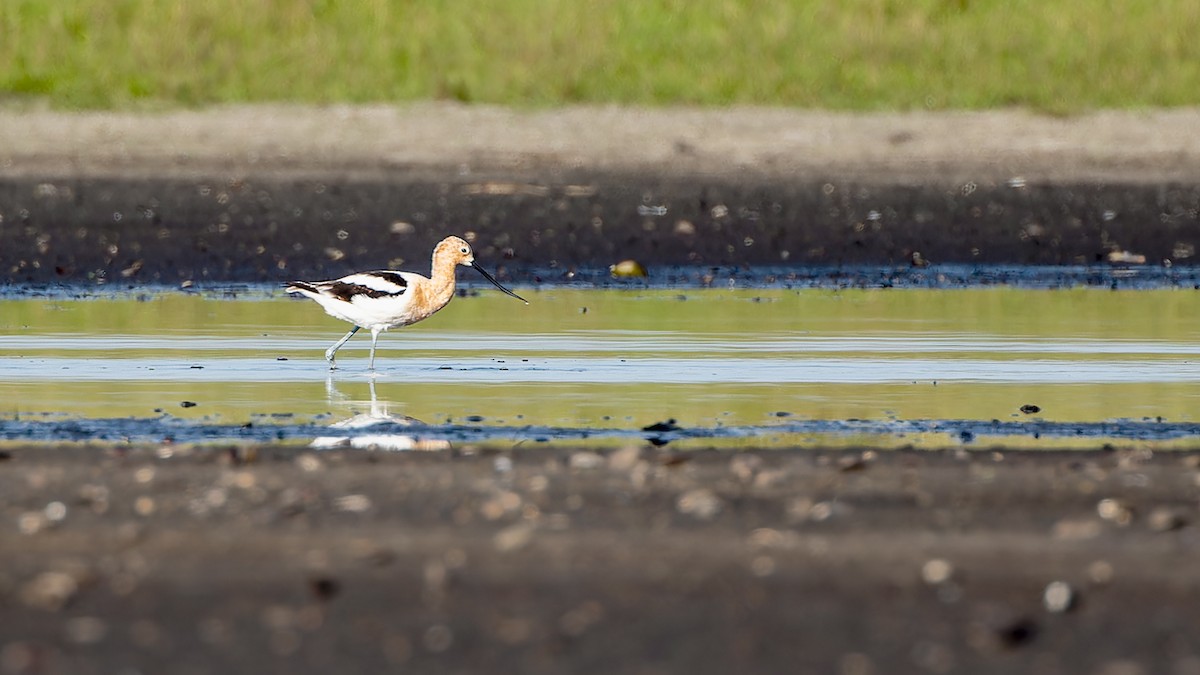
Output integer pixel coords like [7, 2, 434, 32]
[1, 0, 1198, 110]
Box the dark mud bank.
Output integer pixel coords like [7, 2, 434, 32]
[5, 444, 1200, 674]
[3, 171, 1200, 284]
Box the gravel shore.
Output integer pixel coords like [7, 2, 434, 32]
[2, 105, 1200, 282]
[3, 444, 1200, 674]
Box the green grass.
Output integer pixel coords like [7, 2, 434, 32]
[2, 0, 1198, 110]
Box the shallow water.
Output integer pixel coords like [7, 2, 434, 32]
[2, 287, 1199, 448]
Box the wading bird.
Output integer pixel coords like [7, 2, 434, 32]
[286, 235, 527, 370]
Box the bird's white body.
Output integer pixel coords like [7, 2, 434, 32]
[286, 235, 527, 370]
[293, 270, 444, 331]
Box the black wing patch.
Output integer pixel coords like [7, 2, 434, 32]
[326, 282, 391, 302]
[371, 271, 410, 289]
[325, 273, 409, 302]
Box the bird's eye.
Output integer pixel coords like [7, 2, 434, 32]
[460, 247, 469, 254]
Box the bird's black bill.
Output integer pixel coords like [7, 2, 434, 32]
[471, 262, 528, 304]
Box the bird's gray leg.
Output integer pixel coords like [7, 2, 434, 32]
[325, 326, 360, 369]
[368, 327, 382, 371]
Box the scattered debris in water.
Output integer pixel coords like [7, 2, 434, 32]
[9, 262, 1200, 299]
[642, 419, 680, 433]
[4, 415, 1200, 447]
[641, 418, 681, 446]
[609, 260, 648, 278]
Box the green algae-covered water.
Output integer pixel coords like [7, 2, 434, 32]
[2, 288, 1199, 448]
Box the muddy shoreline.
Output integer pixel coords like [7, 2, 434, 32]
[3, 106, 1200, 283]
[4, 172, 1200, 286]
[3, 444, 1200, 674]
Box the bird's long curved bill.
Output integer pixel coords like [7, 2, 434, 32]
[471, 262, 528, 304]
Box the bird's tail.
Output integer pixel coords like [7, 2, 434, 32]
[284, 281, 319, 294]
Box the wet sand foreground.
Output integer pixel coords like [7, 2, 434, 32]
[3, 444, 1200, 675]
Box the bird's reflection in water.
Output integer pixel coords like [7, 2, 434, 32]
[311, 377, 451, 451]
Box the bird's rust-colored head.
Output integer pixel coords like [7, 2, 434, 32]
[434, 235, 527, 304]
[435, 236, 476, 267]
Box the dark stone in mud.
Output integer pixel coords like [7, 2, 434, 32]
[307, 575, 341, 602]
[1020, 404, 1041, 414]
[995, 617, 1040, 649]
[641, 418, 680, 432]
[2, 173, 1200, 283]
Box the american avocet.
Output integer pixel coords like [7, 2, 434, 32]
[286, 235, 527, 370]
